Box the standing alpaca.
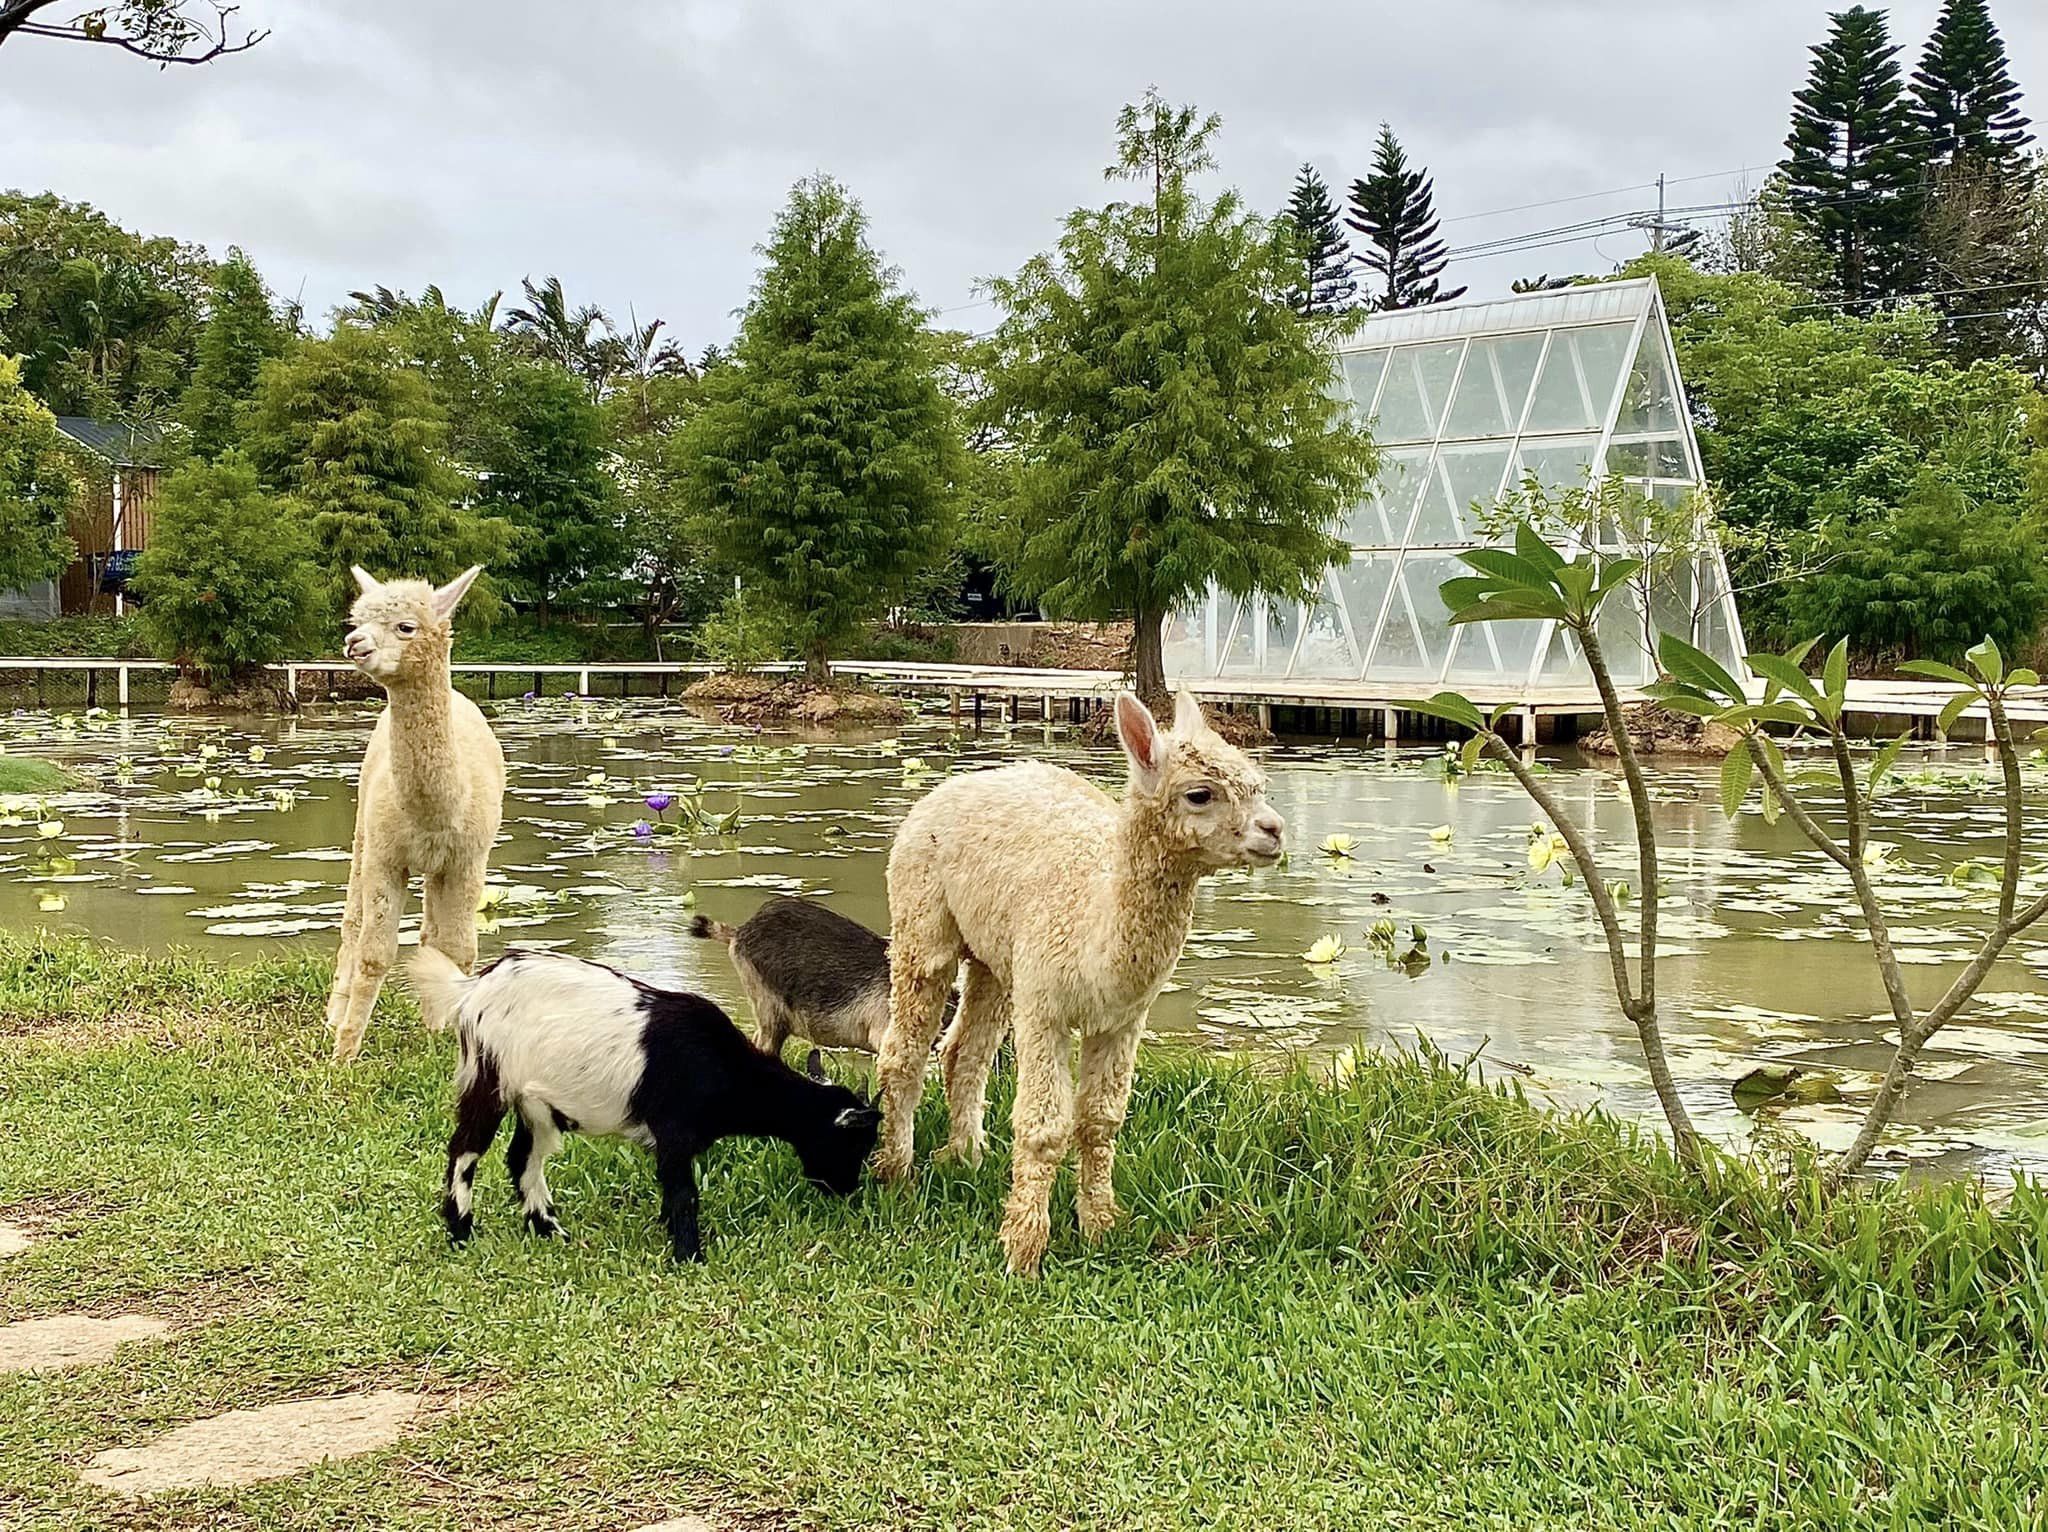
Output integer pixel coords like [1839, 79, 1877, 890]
[326, 565, 503, 1063]
[874, 690, 1284, 1275]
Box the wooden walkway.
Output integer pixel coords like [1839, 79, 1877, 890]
[0, 656, 2039, 739]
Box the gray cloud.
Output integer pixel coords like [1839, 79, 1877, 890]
[2, 1, 2038, 344]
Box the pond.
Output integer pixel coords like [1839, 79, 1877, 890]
[6, 697, 2048, 1178]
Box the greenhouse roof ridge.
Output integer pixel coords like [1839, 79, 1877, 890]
[1344, 277, 1659, 351]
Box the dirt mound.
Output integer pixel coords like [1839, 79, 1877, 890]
[683, 674, 908, 726]
[1022, 622, 1132, 671]
[167, 675, 295, 713]
[1582, 703, 1740, 759]
[1076, 702, 1274, 748]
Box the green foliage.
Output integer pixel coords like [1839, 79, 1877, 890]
[1280, 162, 1355, 315]
[679, 175, 959, 681]
[1783, 481, 2048, 662]
[0, 191, 208, 418]
[693, 585, 788, 673]
[481, 358, 622, 616]
[985, 91, 1377, 698]
[0, 355, 81, 591]
[179, 248, 287, 459]
[1910, 0, 2033, 168]
[0, 613, 146, 657]
[130, 452, 323, 679]
[241, 326, 503, 618]
[1345, 124, 1464, 310]
[1779, 6, 1924, 300]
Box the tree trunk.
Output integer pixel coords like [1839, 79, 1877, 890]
[1131, 600, 1168, 709]
[805, 641, 831, 688]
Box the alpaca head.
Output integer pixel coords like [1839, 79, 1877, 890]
[343, 565, 483, 686]
[1115, 690, 1285, 870]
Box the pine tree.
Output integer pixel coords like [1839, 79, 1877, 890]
[678, 175, 960, 683]
[241, 326, 503, 617]
[1911, 0, 2032, 168]
[985, 91, 1379, 703]
[1345, 126, 1465, 311]
[1280, 164, 1355, 315]
[1780, 6, 1924, 302]
[180, 248, 286, 459]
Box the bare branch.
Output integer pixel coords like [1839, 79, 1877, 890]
[3, 2, 266, 64]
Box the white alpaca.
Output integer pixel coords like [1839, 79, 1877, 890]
[326, 565, 504, 1063]
[873, 690, 1285, 1275]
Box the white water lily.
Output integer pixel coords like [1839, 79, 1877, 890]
[1303, 934, 1346, 965]
[1320, 833, 1357, 858]
[1862, 841, 1896, 871]
[584, 771, 607, 787]
[36, 819, 63, 839]
[37, 889, 66, 912]
[198, 744, 219, 761]
[1428, 825, 1454, 844]
[903, 757, 931, 773]
[247, 746, 267, 763]
[203, 775, 222, 793]
[1528, 837, 1555, 873]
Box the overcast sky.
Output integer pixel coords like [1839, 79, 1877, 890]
[3, 1, 2040, 346]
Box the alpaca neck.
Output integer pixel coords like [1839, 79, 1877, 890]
[384, 665, 458, 804]
[1105, 803, 1204, 979]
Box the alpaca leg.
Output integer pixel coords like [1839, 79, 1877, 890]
[421, 864, 484, 979]
[331, 862, 405, 1063]
[325, 819, 371, 1034]
[1076, 1022, 1144, 1240]
[873, 917, 960, 1182]
[937, 961, 1009, 1168]
[998, 999, 1074, 1277]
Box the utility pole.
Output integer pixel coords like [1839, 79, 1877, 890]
[1628, 172, 1694, 257]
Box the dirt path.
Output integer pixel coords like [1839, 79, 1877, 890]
[0, 1222, 32, 1257]
[0, 1313, 170, 1374]
[79, 1389, 428, 1498]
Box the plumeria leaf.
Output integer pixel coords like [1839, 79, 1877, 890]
[1897, 659, 1977, 687]
[1822, 637, 1849, 703]
[1745, 653, 1821, 706]
[1513, 520, 1567, 573]
[1658, 633, 1745, 704]
[1966, 637, 2004, 685]
[1719, 737, 1754, 820]
[1409, 692, 1484, 730]
[1459, 733, 1486, 776]
[1867, 733, 1910, 798]
[1937, 691, 1977, 736]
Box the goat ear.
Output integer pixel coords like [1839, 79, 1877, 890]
[1114, 692, 1165, 783]
[834, 1105, 872, 1128]
[1172, 687, 1208, 738]
[350, 565, 381, 596]
[432, 564, 484, 620]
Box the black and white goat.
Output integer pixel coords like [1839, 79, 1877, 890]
[409, 945, 881, 1260]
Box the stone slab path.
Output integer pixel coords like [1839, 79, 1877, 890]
[632, 1520, 718, 1532]
[0, 1221, 34, 1257]
[80, 1389, 426, 1499]
[0, 1314, 171, 1375]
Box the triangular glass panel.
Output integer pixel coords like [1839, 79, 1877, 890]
[1372, 340, 1464, 444]
[1261, 596, 1303, 672]
[1615, 325, 1682, 434]
[1330, 554, 1399, 673]
[1514, 435, 1602, 493]
[1218, 596, 1258, 674]
[1397, 553, 1462, 678]
[1340, 349, 1389, 412]
[1353, 446, 1432, 545]
[1486, 608, 1546, 683]
[1535, 621, 1584, 683]
[1424, 442, 1515, 545]
[1595, 578, 1656, 685]
[1604, 436, 1690, 480]
[1293, 570, 1368, 677]
[1442, 332, 1545, 440]
[1522, 322, 1633, 434]
[1161, 604, 1208, 679]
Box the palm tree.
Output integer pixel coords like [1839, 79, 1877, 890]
[500, 274, 613, 395]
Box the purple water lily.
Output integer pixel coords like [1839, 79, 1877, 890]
[645, 792, 674, 813]
[631, 820, 653, 839]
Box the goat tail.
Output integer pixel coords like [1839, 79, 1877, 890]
[688, 915, 740, 945]
[408, 943, 477, 1033]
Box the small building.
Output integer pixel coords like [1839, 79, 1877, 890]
[43, 417, 166, 618]
[1163, 276, 1746, 690]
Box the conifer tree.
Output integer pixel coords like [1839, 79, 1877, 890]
[985, 91, 1378, 703]
[180, 249, 286, 459]
[1911, 0, 2032, 168]
[1280, 163, 1355, 316]
[1345, 126, 1465, 311]
[678, 175, 960, 683]
[1780, 6, 1923, 301]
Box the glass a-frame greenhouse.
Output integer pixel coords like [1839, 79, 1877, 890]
[1164, 277, 1745, 690]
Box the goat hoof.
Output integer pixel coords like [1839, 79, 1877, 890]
[524, 1210, 562, 1239]
[443, 1212, 474, 1246]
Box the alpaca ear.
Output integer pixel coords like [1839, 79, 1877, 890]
[1115, 692, 1165, 785]
[1172, 687, 1208, 738]
[350, 566, 381, 596]
[432, 565, 485, 620]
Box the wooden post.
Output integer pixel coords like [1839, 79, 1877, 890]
[578, 668, 590, 695]
[1383, 707, 1398, 742]
[85, 668, 98, 709]
[117, 665, 130, 708]
[949, 688, 961, 719]
[1518, 706, 1536, 747]
[1258, 703, 1273, 732]
[486, 672, 496, 699]
[1042, 693, 1053, 722]
[532, 671, 543, 698]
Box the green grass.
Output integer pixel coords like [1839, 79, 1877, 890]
[0, 757, 80, 794]
[2, 935, 2045, 1530]
[0, 616, 150, 659]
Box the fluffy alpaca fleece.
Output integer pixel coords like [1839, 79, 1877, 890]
[409, 945, 881, 1260]
[874, 689, 1285, 1275]
[325, 565, 505, 1063]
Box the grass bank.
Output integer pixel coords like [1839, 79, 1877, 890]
[0, 757, 80, 794]
[1, 936, 2045, 1529]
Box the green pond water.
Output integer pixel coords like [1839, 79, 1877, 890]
[6, 697, 2048, 1177]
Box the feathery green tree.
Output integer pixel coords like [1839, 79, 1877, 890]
[0, 355, 80, 593]
[677, 175, 960, 683]
[483, 358, 622, 622]
[1346, 125, 1465, 311]
[985, 90, 1379, 701]
[1911, 0, 2033, 169]
[1281, 163, 1356, 316]
[1780, 6, 1924, 301]
[179, 249, 287, 458]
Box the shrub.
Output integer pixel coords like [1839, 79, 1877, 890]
[131, 453, 323, 683]
[0, 355, 80, 593]
[1782, 482, 2048, 663]
[693, 588, 788, 674]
